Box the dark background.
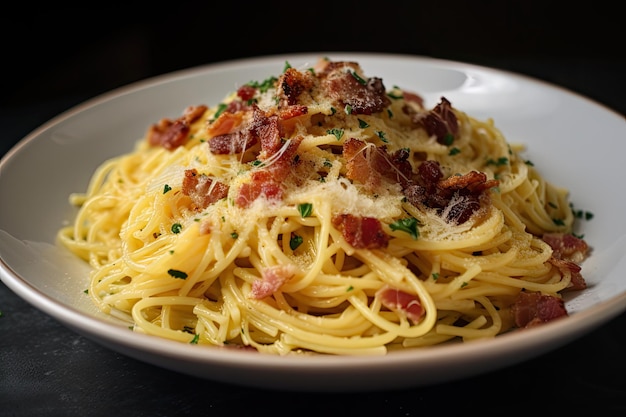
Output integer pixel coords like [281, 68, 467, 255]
[1, 1, 624, 118]
[1, 1, 625, 416]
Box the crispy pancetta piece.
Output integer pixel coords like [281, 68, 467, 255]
[543, 233, 589, 291]
[316, 60, 391, 115]
[412, 97, 458, 144]
[332, 213, 390, 249]
[181, 169, 229, 210]
[511, 291, 568, 328]
[148, 105, 207, 150]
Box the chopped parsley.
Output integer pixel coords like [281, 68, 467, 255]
[349, 70, 367, 85]
[251, 159, 265, 167]
[213, 103, 228, 119]
[171, 223, 182, 234]
[289, 233, 303, 250]
[163, 184, 172, 194]
[168, 269, 188, 279]
[486, 157, 509, 166]
[327, 128, 344, 141]
[571, 205, 594, 221]
[389, 217, 419, 239]
[246, 75, 278, 93]
[298, 203, 313, 218]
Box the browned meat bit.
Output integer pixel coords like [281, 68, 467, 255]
[402, 91, 425, 109]
[342, 139, 496, 225]
[208, 105, 281, 157]
[438, 170, 500, 194]
[277, 67, 316, 106]
[542, 233, 589, 264]
[209, 102, 307, 159]
[412, 97, 458, 145]
[542, 233, 589, 291]
[147, 105, 208, 150]
[377, 286, 425, 324]
[316, 61, 391, 115]
[182, 169, 229, 210]
[209, 130, 257, 155]
[549, 257, 587, 291]
[251, 105, 285, 158]
[332, 213, 390, 249]
[343, 138, 413, 192]
[234, 136, 303, 208]
[511, 291, 568, 328]
[236, 84, 257, 102]
[403, 160, 499, 224]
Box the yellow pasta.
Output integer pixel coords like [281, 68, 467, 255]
[57, 58, 589, 355]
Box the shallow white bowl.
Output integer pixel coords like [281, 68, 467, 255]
[1, 52, 625, 391]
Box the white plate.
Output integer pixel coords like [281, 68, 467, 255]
[1, 52, 625, 392]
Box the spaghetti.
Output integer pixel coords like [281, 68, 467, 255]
[58, 58, 590, 355]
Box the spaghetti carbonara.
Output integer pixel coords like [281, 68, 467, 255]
[58, 58, 590, 355]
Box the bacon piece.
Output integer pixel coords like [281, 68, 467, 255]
[377, 286, 425, 324]
[236, 84, 257, 102]
[181, 169, 229, 210]
[343, 138, 390, 191]
[438, 170, 499, 194]
[401, 91, 425, 119]
[543, 233, 589, 264]
[402, 91, 424, 108]
[235, 171, 284, 208]
[413, 97, 458, 144]
[252, 106, 284, 158]
[548, 257, 587, 291]
[343, 138, 413, 191]
[234, 137, 303, 208]
[250, 264, 298, 299]
[417, 159, 444, 184]
[206, 111, 245, 138]
[332, 214, 389, 249]
[277, 67, 316, 106]
[542, 233, 589, 291]
[342, 145, 497, 225]
[511, 291, 568, 328]
[210, 104, 299, 158]
[317, 61, 391, 115]
[403, 160, 498, 224]
[209, 130, 257, 155]
[148, 105, 208, 150]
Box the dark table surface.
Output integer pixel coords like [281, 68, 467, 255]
[1, 3, 626, 416]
